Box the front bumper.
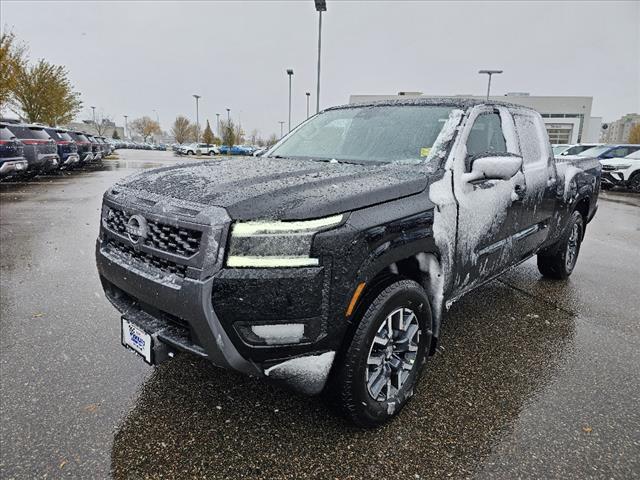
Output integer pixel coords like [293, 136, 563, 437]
[0, 159, 28, 177]
[61, 153, 80, 167]
[97, 239, 259, 375]
[95, 191, 339, 394]
[601, 171, 625, 186]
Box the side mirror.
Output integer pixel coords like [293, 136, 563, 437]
[468, 154, 523, 181]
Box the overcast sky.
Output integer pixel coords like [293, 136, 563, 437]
[2, 1, 638, 137]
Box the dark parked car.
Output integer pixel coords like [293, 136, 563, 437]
[96, 98, 601, 427]
[5, 123, 59, 173]
[68, 131, 94, 163]
[96, 136, 112, 157]
[0, 123, 28, 179]
[85, 134, 103, 161]
[44, 127, 80, 168]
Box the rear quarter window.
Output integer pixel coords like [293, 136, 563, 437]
[0, 127, 15, 141]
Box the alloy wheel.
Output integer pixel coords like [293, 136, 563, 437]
[365, 307, 421, 401]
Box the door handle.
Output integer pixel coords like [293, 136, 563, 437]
[513, 183, 526, 201]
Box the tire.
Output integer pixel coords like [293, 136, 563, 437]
[208, 150, 215, 156]
[331, 279, 432, 428]
[187, 150, 194, 156]
[537, 210, 584, 279]
[628, 172, 640, 193]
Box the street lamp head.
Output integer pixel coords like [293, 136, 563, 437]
[306, 92, 310, 97]
[314, 0, 326, 12]
[478, 69, 503, 75]
[286, 69, 294, 76]
[193, 94, 201, 100]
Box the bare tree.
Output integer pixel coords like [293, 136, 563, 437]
[171, 116, 192, 144]
[234, 122, 245, 145]
[249, 129, 259, 145]
[93, 112, 113, 136]
[130, 116, 161, 143]
[267, 133, 279, 146]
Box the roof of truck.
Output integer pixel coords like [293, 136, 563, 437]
[329, 96, 535, 112]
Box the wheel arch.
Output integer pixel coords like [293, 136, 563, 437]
[341, 250, 444, 358]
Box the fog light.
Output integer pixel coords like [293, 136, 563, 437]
[250, 324, 305, 345]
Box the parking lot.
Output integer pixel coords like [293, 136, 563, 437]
[1, 149, 639, 479]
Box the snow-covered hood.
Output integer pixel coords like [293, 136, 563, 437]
[117, 157, 431, 220]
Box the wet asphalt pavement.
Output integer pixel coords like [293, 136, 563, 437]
[1, 150, 639, 479]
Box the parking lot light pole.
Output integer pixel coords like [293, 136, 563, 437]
[287, 69, 294, 132]
[216, 113, 221, 138]
[193, 95, 201, 142]
[91, 106, 96, 132]
[279, 121, 285, 138]
[123, 115, 128, 139]
[314, 0, 326, 113]
[478, 69, 503, 100]
[306, 92, 311, 119]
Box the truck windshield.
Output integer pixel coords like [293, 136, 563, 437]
[268, 105, 455, 164]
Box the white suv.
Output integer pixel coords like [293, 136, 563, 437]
[600, 150, 640, 192]
[179, 143, 219, 156]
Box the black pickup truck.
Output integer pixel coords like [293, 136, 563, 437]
[96, 98, 600, 427]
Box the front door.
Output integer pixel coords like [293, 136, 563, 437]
[450, 106, 525, 296]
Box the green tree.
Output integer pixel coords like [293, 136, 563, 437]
[171, 116, 192, 144]
[202, 119, 215, 145]
[112, 129, 120, 139]
[220, 119, 236, 147]
[12, 59, 82, 125]
[628, 124, 640, 144]
[130, 116, 161, 142]
[0, 31, 27, 112]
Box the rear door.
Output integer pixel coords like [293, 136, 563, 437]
[510, 109, 558, 258]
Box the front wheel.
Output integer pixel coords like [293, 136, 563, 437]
[537, 210, 584, 279]
[628, 172, 640, 193]
[187, 150, 194, 156]
[331, 279, 432, 428]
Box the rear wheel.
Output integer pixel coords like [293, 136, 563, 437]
[332, 280, 432, 428]
[537, 210, 584, 279]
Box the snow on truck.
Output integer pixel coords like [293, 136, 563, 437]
[96, 98, 601, 427]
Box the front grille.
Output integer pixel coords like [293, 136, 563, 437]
[105, 206, 202, 257]
[105, 239, 187, 279]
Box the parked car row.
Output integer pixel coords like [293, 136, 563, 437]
[0, 120, 115, 180]
[172, 143, 259, 156]
[553, 143, 640, 192]
[112, 140, 167, 151]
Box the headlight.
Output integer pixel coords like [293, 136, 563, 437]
[611, 164, 631, 170]
[226, 214, 344, 267]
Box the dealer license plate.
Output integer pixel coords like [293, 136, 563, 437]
[121, 318, 152, 364]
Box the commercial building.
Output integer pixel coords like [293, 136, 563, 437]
[600, 113, 640, 143]
[349, 92, 601, 144]
[65, 119, 125, 139]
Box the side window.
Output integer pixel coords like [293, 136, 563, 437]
[603, 147, 625, 159]
[514, 114, 545, 167]
[466, 112, 507, 160]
